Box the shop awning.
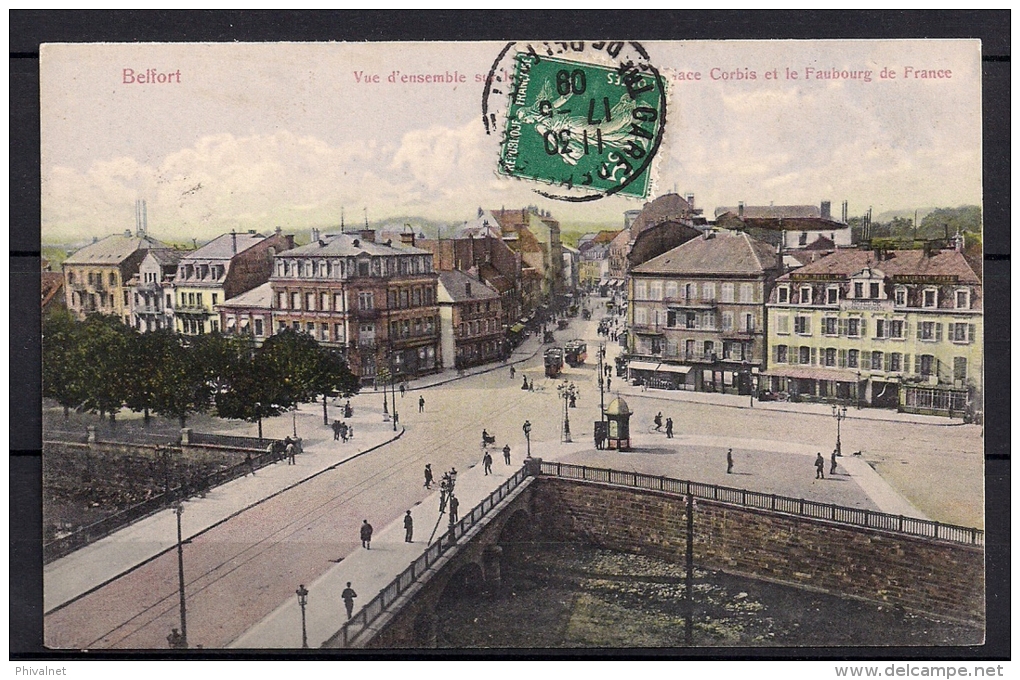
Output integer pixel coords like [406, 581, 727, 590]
[628, 361, 660, 372]
[509, 323, 526, 333]
[763, 366, 861, 382]
[654, 363, 691, 375]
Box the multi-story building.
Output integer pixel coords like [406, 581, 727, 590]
[578, 230, 620, 290]
[437, 270, 503, 370]
[174, 229, 294, 335]
[608, 193, 702, 283]
[270, 229, 440, 382]
[62, 230, 168, 324]
[627, 231, 781, 393]
[129, 248, 182, 332]
[217, 282, 275, 343]
[417, 226, 523, 335]
[491, 207, 565, 307]
[715, 200, 852, 251]
[764, 246, 982, 417]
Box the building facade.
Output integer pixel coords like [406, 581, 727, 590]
[764, 247, 982, 417]
[62, 231, 167, 324]
[627, 231, 781, 394]
[217, 281, 275, 342]
[270, 230, 440, 382]
[174, 229, 294, 335]
[437, 271, 503, 370]
[129, 249, 182, 332]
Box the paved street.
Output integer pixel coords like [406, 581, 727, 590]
[43, 298, 984, 650]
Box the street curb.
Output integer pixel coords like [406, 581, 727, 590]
[44, 426, 406, 616]
[405, 346, 542, 392]
[615, 387, 970, 427]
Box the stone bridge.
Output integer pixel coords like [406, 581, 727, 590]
[325, 461, 984, 649]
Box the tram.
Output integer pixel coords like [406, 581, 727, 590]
[544, 347, 565, 378]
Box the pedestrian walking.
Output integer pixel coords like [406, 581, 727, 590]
[830, 450, 838, 475]
[340, 421, 348, 443]
[448, 495, 459, 523]
[606, 377, 611, 391]
[360, 519, 373, 549]
[348, 424, 354, 440]
[815, 452, 826, 479]
[483, 450, 493, 475]
[245, 451, 256, 476]
[654, 412, 663, 431]
[665, 417, 674, 439]
[419, 395, 425, 413]
[424, 463, 434, 489]
[344, 401, 353, 418]
[510, 365, 516, 379]
[503, 443, 511, 465]
[332, 420, 342, 441]
[726, 448, 734, 474]
[286, 440, 296, 465]
[522, 376, 530, 391]
[528, 378, 534, 392]
[341, 582, 357, 620]
[404, 510, 414, 542]
[167, 628, 185, 649]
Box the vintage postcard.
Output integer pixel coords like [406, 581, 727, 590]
[39, 39, 985, 653]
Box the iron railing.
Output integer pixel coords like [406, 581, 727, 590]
[186, 432, 273, 450]
[538, 462, 984, 547]
[326, 467, 530, 648]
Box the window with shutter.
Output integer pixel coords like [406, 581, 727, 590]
[838, 349, 846, 368]
[935, 323, 942, 341]
[968, 324, 976, 344]
[862, 351, 871, 368]
[884, 352, 892, 371]
[810, 347, 817, 365]
[953, 357, 967, 381]
[913, 354, 921, 374]
[838, 318, 846, 336]
[860, 319, 866, 337]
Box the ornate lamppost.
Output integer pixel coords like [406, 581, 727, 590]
[522, 420, 532, 458]
[832, 403, 848, 457]
[295, 584, 309, 648]
[557, 381, 577, 443]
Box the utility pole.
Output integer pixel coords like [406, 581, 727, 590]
[175, 503, 189, 649]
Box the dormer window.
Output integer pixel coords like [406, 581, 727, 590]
[777, 286, 789, 304]
[854, 282, 864, 298]
[799, 286, 813, 305]
[955, 289, 970, 309]
[923, 288, 938, 308]
[894, 287, 907, 307]
[826, 286, 839, 305]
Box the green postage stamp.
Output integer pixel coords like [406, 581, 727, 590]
[498, 52, 667, 201]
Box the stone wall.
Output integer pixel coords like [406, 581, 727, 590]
[530, 477, 984, 624]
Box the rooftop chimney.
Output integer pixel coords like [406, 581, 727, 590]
[275, 226, 282, 236]
[311, 227, 320, 243]
[124, 229, 132, 238]
[135, 199, 147, 236]
[738, 201, 745, 218]
[231, 230, 238, 255]
[821, 201, 831, 220]
[685, 193, 694, 209]
[359, 229, 376, 243]
[465, 282, 472, 297]
[400, 231, 416, 247]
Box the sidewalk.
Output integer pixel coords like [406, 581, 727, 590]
[229, 450, 523, 648]
[43, 399, 402, 614]
[402, 335, 543, 392]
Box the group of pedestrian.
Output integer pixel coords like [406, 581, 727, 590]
[520, 376, 534, 391]
[651, 412, 674, 438]
[332, 420, 354, 443]
[815, 450, 840, 479]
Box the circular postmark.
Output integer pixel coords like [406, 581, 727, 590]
[482, 41, 668, 203]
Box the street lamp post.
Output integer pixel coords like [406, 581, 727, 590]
[175, 503, 188, 649]
[295, 584, 309, 648]
[390, 372, 398, 431]
[557, 381, 576, 443]
[523, 420, 532, 458]
[832, 403, 848, 457]
[598, 343, 606, 422]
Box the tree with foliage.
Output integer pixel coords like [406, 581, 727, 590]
[124, 328, 165, 422]
[919, 206, 982, 241]
[308, 347, 360, 426]
[148, 330, 215, 428]
[42, 309, 87, 418]
[214, 344, 293, 439]
[77, 314, 135, 422]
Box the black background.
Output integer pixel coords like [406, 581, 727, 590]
[10, 10, 1010, 661]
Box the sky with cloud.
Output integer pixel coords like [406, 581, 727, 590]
[40, 40, 981, 242]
